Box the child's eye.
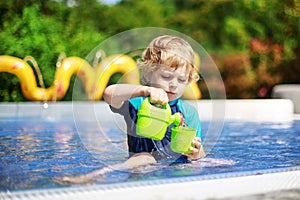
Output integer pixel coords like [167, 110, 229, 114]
[178, 78, 187, 83]
[161, 74, 171, 79]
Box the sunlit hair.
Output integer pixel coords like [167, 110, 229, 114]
[138, 35, 199, 84]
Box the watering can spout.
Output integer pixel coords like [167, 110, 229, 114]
[170, 112, 184, 127]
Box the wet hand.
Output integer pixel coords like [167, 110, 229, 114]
[143, 86, 169, 105]
[184, 137, 206, 161]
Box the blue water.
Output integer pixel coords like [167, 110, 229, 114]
[0, 118, 299, 191]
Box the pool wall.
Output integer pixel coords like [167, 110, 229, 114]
[272, 84, 300, 114]
[0, 99, 294, 122]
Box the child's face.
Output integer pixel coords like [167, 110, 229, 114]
[149, 65, 189, 101]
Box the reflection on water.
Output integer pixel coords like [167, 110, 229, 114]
[0, 118, 299, 190]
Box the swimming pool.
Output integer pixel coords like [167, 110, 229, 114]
[0, 100, 299, 199]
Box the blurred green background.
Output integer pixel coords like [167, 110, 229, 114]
[0, 0, 299, 101]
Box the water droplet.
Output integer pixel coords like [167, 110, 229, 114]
[43, 103, 48, 109]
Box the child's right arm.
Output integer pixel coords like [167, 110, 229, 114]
[103, 84, 169, 109]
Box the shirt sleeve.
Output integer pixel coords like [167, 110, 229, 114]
[188, 109, 202, 139]
[179, 101, 202, 139]
[109, 100, 130, 116]
[109, 98, 145, 130]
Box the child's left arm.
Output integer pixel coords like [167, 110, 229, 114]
[184, 137, 206, 161]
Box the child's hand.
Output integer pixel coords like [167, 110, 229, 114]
[143, 86, 169, 105]
[184, 137, 206, 161]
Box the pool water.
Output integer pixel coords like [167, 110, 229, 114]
[0, 118, 299, 191]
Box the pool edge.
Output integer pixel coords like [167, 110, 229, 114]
[0, 99, 294, 122]
[1, 167, 299, 200]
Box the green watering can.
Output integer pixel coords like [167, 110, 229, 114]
[136, 97, 197, 154]
[136, 97, 183, 140]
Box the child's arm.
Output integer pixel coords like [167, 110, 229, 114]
[103, 84, 169, 109]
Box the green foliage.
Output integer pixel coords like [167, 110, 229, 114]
[0, 5, 62, 84]
[0, 0, 299, 101]
[170, 0, 300, 98]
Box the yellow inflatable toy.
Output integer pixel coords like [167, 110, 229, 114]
[0, 53, 201, 101]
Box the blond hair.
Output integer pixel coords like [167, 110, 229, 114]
[138, 35, 199, 83]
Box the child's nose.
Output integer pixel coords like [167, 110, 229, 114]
[169, 79, 177, 90]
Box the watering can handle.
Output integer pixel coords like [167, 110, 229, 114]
[145, 97, 184, 126]
[140, 97, 184, 126]
[145, 97, 167, 109]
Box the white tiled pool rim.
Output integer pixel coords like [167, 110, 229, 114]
[0, 99, 295, 122]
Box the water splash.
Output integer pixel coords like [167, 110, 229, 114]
[24, 56, 48, 105]
[93, 49, 106, 68]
